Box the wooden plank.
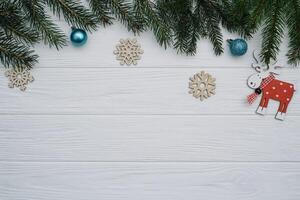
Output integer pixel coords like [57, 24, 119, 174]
[0, 68, 299, 115]
[1, 115, 299, 161]
[1, 162, 300, 200]
[34, 23, 290, 68]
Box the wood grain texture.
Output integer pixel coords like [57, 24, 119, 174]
[1, 22, 300, 200]
[1, 162, 300, 200]
[0, 68, 298, 115]
[0, 115, 300, 162]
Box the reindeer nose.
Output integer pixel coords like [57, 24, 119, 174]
[255, 88, 262, 94]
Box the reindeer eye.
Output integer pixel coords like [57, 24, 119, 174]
[250, 82, 253, 85]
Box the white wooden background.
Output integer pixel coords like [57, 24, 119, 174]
[1, 21, 300, 200]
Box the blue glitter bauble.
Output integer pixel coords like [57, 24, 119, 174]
[227, 39, 248, 56]
[70, 28, 87, 46]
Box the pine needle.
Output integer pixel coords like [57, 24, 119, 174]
[0, 32, 38, 69]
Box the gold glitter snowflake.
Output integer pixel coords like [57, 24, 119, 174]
[114, 38, 143, 65]
[5, 68, 34, 91]
[189, 71, 216, 101]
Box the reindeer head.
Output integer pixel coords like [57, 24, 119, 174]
[247, 51, 280, 89]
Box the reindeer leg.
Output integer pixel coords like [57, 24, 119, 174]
[275, 102, 287, 121]
[256, 95, 269, 115]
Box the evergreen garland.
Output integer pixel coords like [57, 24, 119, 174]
[0, 0, 299, 70]
[234, 0, 300, 66]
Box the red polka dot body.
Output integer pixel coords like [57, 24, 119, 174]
[259, 79, 295, 119]
[263, 79, 294, 102]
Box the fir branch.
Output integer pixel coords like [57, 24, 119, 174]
[44, 0, 98, 31]
[0, 32, 38, 69]
[218, 0, 252, 38]
[173, 16, 192, 54]
[89, 0, 113, 26]
[185, 14, 201, 55]
[134, 0, 172, 48]
[193, 1, 207, 37]
[184, 2, 206, 55]
[108, 0, 145, 33]
[172, 0, 193, 54]
[260, 0, 285, 64]
[246, 0, 269, 34]
[199, 0, 223, 55]
[286, 0, 300, 66]
[206, 18, 223, 56]
[20, 0, 67, 49]
[0, 2, 39, 44]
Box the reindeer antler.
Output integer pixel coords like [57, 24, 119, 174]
[268, 60, 282, 75]
[253, 50, 259, 64]
[252, 50, 278, 72]
[252, 50, 262, 72]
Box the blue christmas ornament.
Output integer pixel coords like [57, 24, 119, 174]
[227, 38, 248, 56]
[70, 27, 87, 46]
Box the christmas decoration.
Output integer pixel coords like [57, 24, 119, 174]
[70, 27, 88, 46]
[0, 1, 251, 70]
[114, 38, 144, 65]
[247, 54, 295, 121]
[0, 1, 299, 70]
[189, 71, 216, 101]
[227, 39, 248, 56]
[5, 67, 34, 91]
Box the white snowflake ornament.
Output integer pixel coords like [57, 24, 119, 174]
[189, 71, 216, 101]
[114, 38, 143, 65]
[5, 68, 34, 91]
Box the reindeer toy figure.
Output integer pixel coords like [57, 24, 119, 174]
[247, 53, 295, 120]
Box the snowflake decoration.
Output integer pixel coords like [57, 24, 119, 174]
[189, 71, 216, 101]
[5, 68, 34, 91]
[114, 38, 143, 65]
